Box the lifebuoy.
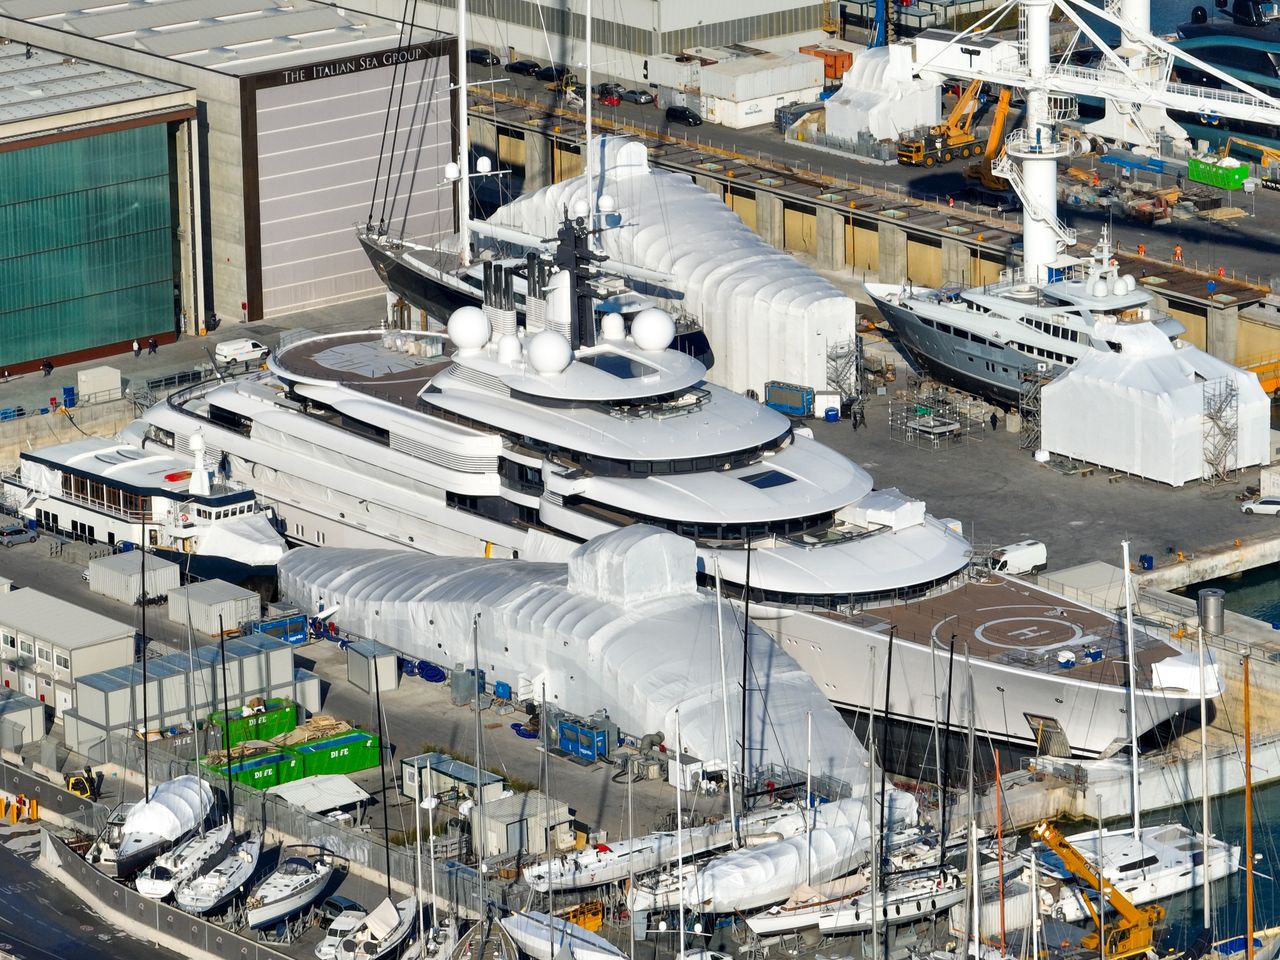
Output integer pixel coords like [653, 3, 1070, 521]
[179, 512, 190, 523]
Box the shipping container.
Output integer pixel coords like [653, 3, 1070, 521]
[88, 551, 181, 605]
[346, 639, 399, 693]
[246, 614, 308, 645]
[294, 729, 381, 777]
[764, 381, 815, 418]
[207, 697, 298, 747]
[203, 750, 303, 789]
[76, 365, 123, 403]
[1188, 154, 1249, 191]
[799, 44, 854, 81]
[166, 579, 260, 635]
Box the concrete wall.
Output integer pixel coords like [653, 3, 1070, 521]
[0, 398, 137, 471]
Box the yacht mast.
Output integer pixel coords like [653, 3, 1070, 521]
[456, 0, 471, 267]
[1122, 539, 1140, 838]
[583, 0, 594, 244]
[713, 559, 739, 846]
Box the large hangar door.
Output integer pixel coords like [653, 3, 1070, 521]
[255, 50, 452, 317]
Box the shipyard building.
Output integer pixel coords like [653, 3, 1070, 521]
[0, 44, 196, 373]
[0, 0, 455, 331]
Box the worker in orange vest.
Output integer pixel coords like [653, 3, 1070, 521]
[1173, 244, 1183, 263]
[1136, 243, 1146, 257]
[1217, 266, 1226, 279]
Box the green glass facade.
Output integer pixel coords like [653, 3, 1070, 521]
[0, 123, 175, 366]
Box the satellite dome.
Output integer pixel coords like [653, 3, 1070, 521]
[446, 306, 490, 352]
[527, 330, 573, 375]
[496, 333, 522, 365]
[600, 314, 626, 341]
[631, 308, 676, 352]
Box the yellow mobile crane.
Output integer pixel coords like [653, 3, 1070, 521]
[898, 79, 986, 167]
[1219, 135, 1280, 188]
[963, 87, 1013, 190]
[1032, 821, 1165, 960]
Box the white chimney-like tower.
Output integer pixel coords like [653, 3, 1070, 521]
[189, 429, 211, 497]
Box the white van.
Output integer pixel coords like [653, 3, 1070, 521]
[988, 539, 1047, 576]
[214, 338, 268, 365]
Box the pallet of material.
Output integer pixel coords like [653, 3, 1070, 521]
[203, 739, 276, 768]
[270, 714, 351, 747]
[1200, 206, 1249, 221]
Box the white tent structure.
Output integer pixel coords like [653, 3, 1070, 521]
[484, 136, 857, 396]
[277, 526, 868, 788]
[824, 45, 941, 144]
[1041, 321, 1270, 486]
[122, 775, 214, 842]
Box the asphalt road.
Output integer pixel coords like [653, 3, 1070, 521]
[475, 66, 1280, 287]
[0, 843, 180, 960]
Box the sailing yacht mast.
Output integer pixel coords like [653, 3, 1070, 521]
[1122, 540, 1140, 837]
[713, 560, 739, 846]
[456, 0, 471, 267]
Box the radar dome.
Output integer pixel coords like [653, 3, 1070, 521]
[600, 314, 626, 341]
[527, 330, 573, 375]
[496, 333, 522, 365]
[631, 308, 676, 352]
[447, 306, 490, 352]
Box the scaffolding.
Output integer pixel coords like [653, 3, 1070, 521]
[1019, 367, 1049, 451]
[1202, 376, 1240, 484]
[888, 383, 987, 450]
[826, 336, 864, 419]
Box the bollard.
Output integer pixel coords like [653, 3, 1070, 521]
[28, 798, 37, 821]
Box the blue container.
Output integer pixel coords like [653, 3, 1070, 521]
[1139, 554, 1154, 571]
[823, 407, 839, 423]
[494, 680, 512, 701]
[62, 386, 77, 409]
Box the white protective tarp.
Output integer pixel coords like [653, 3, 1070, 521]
[1041, 322, 1270, 487]
[680, 794, 917, 912]
[278, 526, 868, 789]
[122, 775, 213, 842]
[824, 45, 941, 143]
[484, 136, 857, 396]
[194, 514, 287, 566]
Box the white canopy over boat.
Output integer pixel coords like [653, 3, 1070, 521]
[484, 135, 857, 395]
[279, 526, 870, 787]
[122, 776, 213, 843]
[194, 513, 287, 566]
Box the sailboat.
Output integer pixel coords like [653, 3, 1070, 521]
[102, 774, 215, 879]
[335, 896, 418, 960]
[175, 830, 263, 915]
[245, 846, 336, 929]
[1035, 543, 1240, 923]
[499, 912, 628, 960]
[135, 821, 232, 901]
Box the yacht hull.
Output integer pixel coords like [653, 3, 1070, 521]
[763, 606, 1200, 760]
[866, 289, 1030, 408]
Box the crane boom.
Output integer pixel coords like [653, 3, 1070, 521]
[1031, 822, 1165, 960]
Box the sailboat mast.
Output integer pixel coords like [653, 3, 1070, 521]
[714, 560, 739, 845]
[1245, 653, 1254, 960]
[675, 707, 686, 960]
[373, 652, 392, 900]
[1122, 539, 1140, 837]
[217, 613, 233, 828]
[583, 0, 594, 241]
[868, 650, 879, 960]
[1199, 625, 1211, 933]
[456, 0, 471, 267]
[141, 520, 150, 797]
[877, 627, 894, 894]
[739, 545, 752, 799]
[940, 636, 956, 876]
[472, 613, 485, 918]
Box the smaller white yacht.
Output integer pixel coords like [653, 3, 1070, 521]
[1033, 823, 1240, 923]
[135, 821, 232, 900]
[246, 846, 336, 929]
[316, 907, 367, 960]
[176, 831, 263, 915]
[3, 433, 285, 584]
[335, 896, 417, 960]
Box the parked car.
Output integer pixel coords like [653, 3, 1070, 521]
[505, 59, 540, 76]
[466, 48, 500, 66]
[621, 88, 655, 104]
[1241, 497, 1280, 515]
[535, 64, 570, 82]
[0, 524, 36, 548]
[599, 92, 621, 106]
[214, 337, 269, 365]
[593, 81, 624, 98]
[665, 105, 703, 127]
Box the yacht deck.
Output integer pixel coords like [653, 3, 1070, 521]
[272, 331, 452, 410]
[834, 575, 1172, 685]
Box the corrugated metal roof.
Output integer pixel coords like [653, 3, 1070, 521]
[0, 689, 42, 715]
[0, 587, 134, 649]
[0, 41, 187, 125]
[0, 0, 444, 76]
[266, 773, 370, 811]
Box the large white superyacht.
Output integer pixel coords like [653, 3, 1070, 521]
[132, 220, 1217, 760]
